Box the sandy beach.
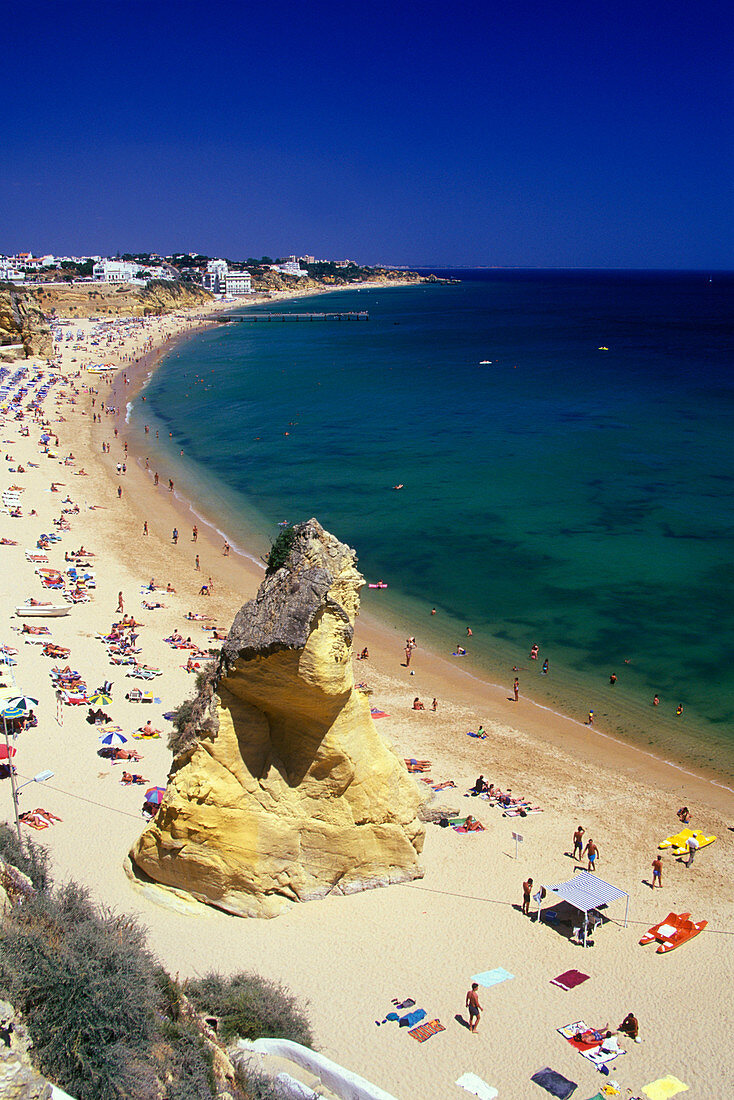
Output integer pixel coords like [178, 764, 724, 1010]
[1, 301, 732, 1100]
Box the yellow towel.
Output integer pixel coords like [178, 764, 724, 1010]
[642, 1076, 689, 1100]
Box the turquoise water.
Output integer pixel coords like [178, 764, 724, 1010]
[133, 272, 734, 786]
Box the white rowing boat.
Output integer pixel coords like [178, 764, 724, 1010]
[16, 604, 70, 618]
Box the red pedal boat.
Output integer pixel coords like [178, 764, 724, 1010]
[639, 911, 707, 953]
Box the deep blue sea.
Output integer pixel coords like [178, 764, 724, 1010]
[132, 271, 734, 786]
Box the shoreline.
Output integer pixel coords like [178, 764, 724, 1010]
[103, 292, 734, 812]
[2, 302, 732, 1098]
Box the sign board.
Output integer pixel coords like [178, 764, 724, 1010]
[512, 831, 524, 858]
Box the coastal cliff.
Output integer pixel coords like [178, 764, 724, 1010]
[130, 519, 425, 917]
[31, 280, 213, 319]
[0, 286, 53, 360]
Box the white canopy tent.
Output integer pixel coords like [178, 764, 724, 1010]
[537, 871, 629, 946]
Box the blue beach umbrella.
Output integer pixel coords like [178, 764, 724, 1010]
[1, 705, 26, 721]
[99, 730, 127, 747]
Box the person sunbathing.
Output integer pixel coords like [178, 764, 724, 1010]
[677, 806, 691, 823]
[120, 772, 148, 785]
[139, 721, 161, 737]
[463, 816, 484, 831]
[412, 697, 425, 710]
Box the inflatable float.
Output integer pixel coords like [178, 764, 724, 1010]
[368, 582, 388, 589]
[659, 828, 716, 856]
[639, 911, 707, 953]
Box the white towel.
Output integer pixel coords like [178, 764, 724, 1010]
[456, 1072, 499, 1099]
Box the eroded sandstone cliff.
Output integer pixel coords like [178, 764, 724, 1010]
[131, 520, 424, 917]
[0, 286, 53, 359]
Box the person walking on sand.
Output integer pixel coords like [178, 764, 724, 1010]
[513, 677, 519, 701]
[583, 838, 599, 871]
[223, 540, 230, 556]
[172, 528, 178, 545]
[192, 525, 198, 542]
[117, 592, 124, 614]
[143, 521, 148, 536]
[686, 833, 699, 867]
[572, 825, 585, 860]
[405, 645, 412, 667]
[522, 877, 533, 915]
[652, 855, 663, 888]
[195, 555, 200, 571]
[465, 984, 482, 1033]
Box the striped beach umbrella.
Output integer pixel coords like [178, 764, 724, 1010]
[5, 695, 38, 713]
[1, 705, 26, 721]
[98, 730, 127, 747]
[144, 786, 166, 805]
[89, 692, 112, 706]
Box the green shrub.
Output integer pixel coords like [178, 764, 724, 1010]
[0, 883, 159, 1099]
[185, 973, 313, 1047]
[0, 823, 50, 890]
[265, 528, 297, 575]
[234, 1064, 293, 1100]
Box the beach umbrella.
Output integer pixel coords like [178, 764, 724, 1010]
[144, 786, 166, 805]
[1, 705, 26, 722]
[0, 743, 16, 760]
[98, 730, 127, 747]
[89, 692, 112, 706]
[5, 695, 38, 713]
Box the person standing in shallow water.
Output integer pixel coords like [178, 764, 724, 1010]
[513, 678, 519, 701]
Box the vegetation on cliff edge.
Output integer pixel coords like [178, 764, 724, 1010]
[0, 824, 312, 1099]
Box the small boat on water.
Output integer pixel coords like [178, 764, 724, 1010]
[16, 602, 70, 618]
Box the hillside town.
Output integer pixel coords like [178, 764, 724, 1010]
[0, 251, 369, 297]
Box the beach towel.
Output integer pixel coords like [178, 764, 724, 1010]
[370, 707, 389, 718]
[408, 1019, 445, 1043]
[455, 1072, 498, 1099]
[471, 967, 514, 988]
[557, 1021, 587, 1040]
[454, 821, 485, 832]
[399, 1009, 426, 1028]
[580, 1044, 625, 1068]
[531, 1067, 578, 1099]
[391, 998, 415, 1009]
[641, 1077, 689, 1100]
[551, 970, 589, 991]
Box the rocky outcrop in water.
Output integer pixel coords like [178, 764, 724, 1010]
[0, 287, 53, 359]
[131, 520, 424, 917]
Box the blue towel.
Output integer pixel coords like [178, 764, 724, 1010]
[471, 967, 514, 988]
[531, 1067, 577, 1099]
[399, 1009, 426, 1028]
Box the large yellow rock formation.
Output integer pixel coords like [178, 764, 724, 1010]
[130, 520, 424, 917]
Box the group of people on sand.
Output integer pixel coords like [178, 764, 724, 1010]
[412, 696, 438, 711]
[466, 981, 640, 1043]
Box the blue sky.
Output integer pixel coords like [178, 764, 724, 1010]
[3, 0, 732, 267]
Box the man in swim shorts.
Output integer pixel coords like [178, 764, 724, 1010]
[522, 877, 533, 915]
[465, 983, 482, 1033]
[652, 855, 663, 887]
[572, 825, 585, 860]
[583, 838, 599, 871]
